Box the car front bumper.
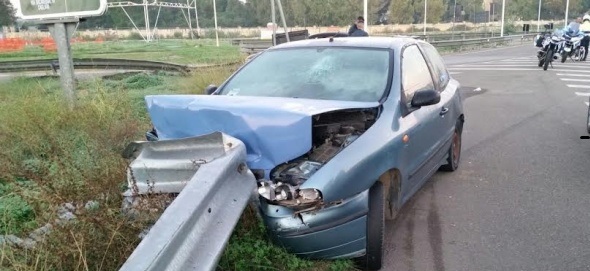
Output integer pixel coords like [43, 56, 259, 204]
[258, 189, 370, 259]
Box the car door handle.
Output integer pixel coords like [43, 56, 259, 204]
[440, 107, 449, 115]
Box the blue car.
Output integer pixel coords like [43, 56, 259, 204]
[145, 36, 464, 270]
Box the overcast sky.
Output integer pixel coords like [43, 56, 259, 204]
[10, 0, 19, 13]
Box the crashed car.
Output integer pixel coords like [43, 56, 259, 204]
[143, 37, 464, 270]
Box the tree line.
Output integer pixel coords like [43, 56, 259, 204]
[1, 0, 590, 29]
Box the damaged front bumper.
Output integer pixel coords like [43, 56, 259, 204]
[258, 189, 370, 259]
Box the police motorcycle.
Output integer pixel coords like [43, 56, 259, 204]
[535, 25, 563, 70]
[559, 28, 585, 62]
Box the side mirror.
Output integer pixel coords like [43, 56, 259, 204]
[205, 84, 218, 95]
[411, 89, 440, 107]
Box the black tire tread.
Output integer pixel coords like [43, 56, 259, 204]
[440, 119, 463, 172]
[355, 182, 384, 271]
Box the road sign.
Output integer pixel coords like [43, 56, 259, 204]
[15, 0, 108, 20]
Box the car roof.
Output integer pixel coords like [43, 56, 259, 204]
[269, 36, 423, 51]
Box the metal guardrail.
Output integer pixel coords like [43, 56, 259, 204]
[230, 31, 536, 45]
[238, 33, 537, 54]
[119, 132, 257, 271]
[431, 33, 537, 48]
[0, 58, 191, 73]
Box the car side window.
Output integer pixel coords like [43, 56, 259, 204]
[401, 45, 435, 106]
[420, 43, 450, 91]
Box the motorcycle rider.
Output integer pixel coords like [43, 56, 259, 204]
[580, 14, 590, 61]
[564, 18, 582, 34]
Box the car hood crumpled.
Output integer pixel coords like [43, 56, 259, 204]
[145, 95, 379, 173]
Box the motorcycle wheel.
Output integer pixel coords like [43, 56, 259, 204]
[561, 51, 568, 63]
[544, 48, 553, 70]
[538, 52, 545, 67]
[574, 48, 582, 61]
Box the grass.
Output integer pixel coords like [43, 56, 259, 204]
[0, 39, 242, 65]
[0, 66, 357, 271]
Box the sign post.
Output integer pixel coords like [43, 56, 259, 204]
[14, 0, 108, 109]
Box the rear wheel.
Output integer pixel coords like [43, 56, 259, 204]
[440, 119, 463, 171]
[544, 48, 553, 70]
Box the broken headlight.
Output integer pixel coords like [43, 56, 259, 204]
[257, 180, 323, 209]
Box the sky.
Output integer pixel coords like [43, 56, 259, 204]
[9, 0, 19, 13]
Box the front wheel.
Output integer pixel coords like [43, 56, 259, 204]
[561, 50, 568, 63]
[544, 48, 553, 70]
[356, 182, 384, 270]
[538, 54, 545, 67]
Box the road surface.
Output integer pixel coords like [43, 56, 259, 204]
[383, 44, 590, 271]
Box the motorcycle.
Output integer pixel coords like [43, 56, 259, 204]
[559, 30, 585, 62]
[536, 29, 563, 70]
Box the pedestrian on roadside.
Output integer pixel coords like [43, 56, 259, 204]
[348, 16, 369, 37]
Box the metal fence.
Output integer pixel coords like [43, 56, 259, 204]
[238, 33, 537, 55]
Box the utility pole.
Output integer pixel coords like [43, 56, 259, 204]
[500, 0, 506, 36]
[537, 0, 542, 32]
[364, 0, 369, 33]
[424, 0, 428, 35]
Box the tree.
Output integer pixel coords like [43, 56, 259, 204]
[0, 0, 15, 26]
[389, 0, 414, 23]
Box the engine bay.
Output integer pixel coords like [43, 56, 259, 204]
[257, 107, 380, 208]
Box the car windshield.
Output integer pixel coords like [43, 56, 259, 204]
[217, 47, 391, 102]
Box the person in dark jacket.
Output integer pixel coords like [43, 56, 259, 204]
[348, 16, 369, 37]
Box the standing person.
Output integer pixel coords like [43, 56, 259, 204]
[348, 16, 369, 37]
[580, 14, 590, 61]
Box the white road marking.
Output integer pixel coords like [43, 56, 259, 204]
[556, 73, 590, 77]
[447, 68, 541, 71]
[560, 78, 590, 82]
[451, 63, 590, 68]
[568, 84, 590, 89]
[585, 102, 589, 106]
[575, 92, 590, 96]
[447, 67, 590, 73]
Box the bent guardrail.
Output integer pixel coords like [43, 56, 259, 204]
[118, 132, 257, 271]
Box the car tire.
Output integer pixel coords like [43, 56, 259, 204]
[356, 182, 384, 271]
[381, 171, 401, 221]
[440, 119, 463, 172]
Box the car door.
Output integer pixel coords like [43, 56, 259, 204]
[398, 44, 446, 198]
[419, 42, 458, 156]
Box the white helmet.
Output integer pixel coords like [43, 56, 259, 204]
[584, 14, 590, 22]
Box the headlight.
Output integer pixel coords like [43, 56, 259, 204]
[258, 180, 323, 209]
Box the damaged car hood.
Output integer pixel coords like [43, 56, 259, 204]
[145, 95, 379, 172]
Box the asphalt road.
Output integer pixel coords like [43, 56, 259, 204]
[383, 44, 590, 271]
